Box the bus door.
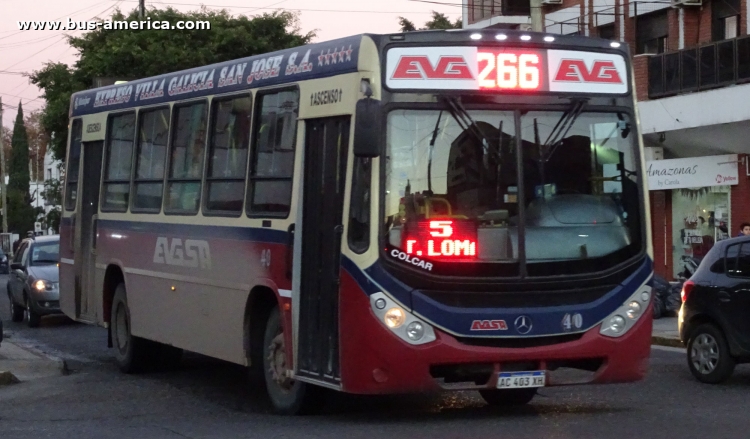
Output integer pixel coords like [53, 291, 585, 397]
[74, 141, 103, 322]
[295, 116, 350, 386]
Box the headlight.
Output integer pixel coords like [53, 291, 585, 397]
[33, 280, 55, 291]
[599, 281, 652, 338]
[370, 292, 436, 346]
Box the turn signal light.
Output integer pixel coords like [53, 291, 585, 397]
[681, 280, 695, 303]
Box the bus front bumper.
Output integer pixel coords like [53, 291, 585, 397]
[339, 279, 652, 394]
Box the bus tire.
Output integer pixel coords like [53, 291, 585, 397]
[479, 388, 537, 406]
[111, 283, 150, 373]
[263, 306, 322, 415]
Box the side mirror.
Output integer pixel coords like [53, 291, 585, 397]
[10, 262, 23, 271]
[353, 98, 382, 157]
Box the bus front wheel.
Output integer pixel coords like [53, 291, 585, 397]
[262, 306, 322, 415]
[111, 283, 151, 373]
[479, 388, 537, 406]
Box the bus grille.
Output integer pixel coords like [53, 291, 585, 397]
[456, 333, 584, 348]
[418, 285, 617, 308]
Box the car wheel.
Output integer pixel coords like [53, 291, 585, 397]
[263, 306, 323, 415]
[8, 292, 23, 322]
[24, 295, 41, 328]
[110, 283, 151, 373]
[479, 388, 537, 406]
[687, 323, 735, 384]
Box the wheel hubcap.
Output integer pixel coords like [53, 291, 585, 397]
[692, 333, 720, 374]
[267, 331, 293, 390]
[115, 303, 129, 353]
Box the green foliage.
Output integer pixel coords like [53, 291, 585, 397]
[399, 11, 462, 32]
[7, 104, 36, 234]
[30, 7, 314, 161]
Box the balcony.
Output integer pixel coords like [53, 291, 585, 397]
[648, 35, 750, 98]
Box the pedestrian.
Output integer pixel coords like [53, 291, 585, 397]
[738, 222, 750, 237]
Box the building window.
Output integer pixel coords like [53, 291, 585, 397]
[598, 24, 616, 40]
[246, 89, 299, 217]
[64, 119, 82, 211]
[724, 15, 739, 39]
[473, 0, 500, 21]
[165, 101, 208, 214]
[636, 10, 668, 54]
[47, 169, 52, 180]
[133, 107, 170, 212]
[102, 112, 135, 211]
[205, 95, 252, 215]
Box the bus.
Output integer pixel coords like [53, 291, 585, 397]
[60, 30, 653, 414]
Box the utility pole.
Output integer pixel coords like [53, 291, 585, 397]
[139, 0, 145, 18]
[0, 98, 7, 235]
[530, 0, 543, 32]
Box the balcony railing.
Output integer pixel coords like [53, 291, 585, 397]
[648, 35, 750, 98]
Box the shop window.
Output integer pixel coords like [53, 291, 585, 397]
[672, 187, 731, 279]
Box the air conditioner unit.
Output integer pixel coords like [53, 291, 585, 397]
[542, 0, 563, 4]
[672, 0, 702, 6]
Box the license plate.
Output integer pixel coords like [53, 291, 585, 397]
[496, 371, 546, 389]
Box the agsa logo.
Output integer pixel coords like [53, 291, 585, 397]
[470, 319, 508, 331]
[554, 59, 623, 84]
[391, 55, 473, 80]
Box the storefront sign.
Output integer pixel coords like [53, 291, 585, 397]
[647, 154, 739, 190]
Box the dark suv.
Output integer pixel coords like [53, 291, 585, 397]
[679, 235, 750, 383]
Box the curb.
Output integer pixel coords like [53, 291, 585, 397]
[651, 335, 684, 348]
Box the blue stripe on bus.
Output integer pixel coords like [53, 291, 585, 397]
[70, 35, 363, 117]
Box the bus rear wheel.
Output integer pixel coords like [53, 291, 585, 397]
[111, 283, 151, 373]
[262, 306, 322, 415]
[479, 388, 537, 406]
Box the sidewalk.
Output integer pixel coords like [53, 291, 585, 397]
[652, 316, 682, 348]
[0, 334, 68, 385]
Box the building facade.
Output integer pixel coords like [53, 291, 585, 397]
[463, 0, 750, 280]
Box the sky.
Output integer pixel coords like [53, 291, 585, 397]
[0, 0, 462, 128]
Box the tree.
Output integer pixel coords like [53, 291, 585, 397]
[398, 11, 462, 32]
[31, 7, 315, 161]
[40, 170, 62, 233]
[8, 103, 36, 234]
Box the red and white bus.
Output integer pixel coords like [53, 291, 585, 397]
[60, 30, 653, 414]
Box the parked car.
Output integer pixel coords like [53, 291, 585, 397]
[6, 235, 61, 328]
[679, 235, 750, 383]
[0, 248, 8, 274]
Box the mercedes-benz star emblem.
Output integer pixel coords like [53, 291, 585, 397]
[514, 315, 532, 335]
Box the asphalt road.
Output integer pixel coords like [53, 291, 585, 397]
[2, 274, 750, 439]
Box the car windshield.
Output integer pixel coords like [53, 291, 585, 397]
[31, 241, 59, 265]
[384, 108, 642, 276]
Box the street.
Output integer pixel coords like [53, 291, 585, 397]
[1, 273, 750, 439]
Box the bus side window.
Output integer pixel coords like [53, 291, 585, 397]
[205, 95, 252, 215]
[247, 89, 299, 217]
[102, 112, 136, 211]
[64, 119, 83, 211]
[165, 101, 208, 214]
[133, 107, 170, 212]
[348, 157, 371, 253]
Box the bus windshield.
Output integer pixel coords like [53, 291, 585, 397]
[384, 108, 642, 276]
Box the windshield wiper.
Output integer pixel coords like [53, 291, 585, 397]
[441, 96, 501, 163]
[536, 98, 588, 163]
[427, 110, 443, 194]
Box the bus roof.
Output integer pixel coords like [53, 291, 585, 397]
[69, 30, 630, 118]
[70, 34, 366, 117]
